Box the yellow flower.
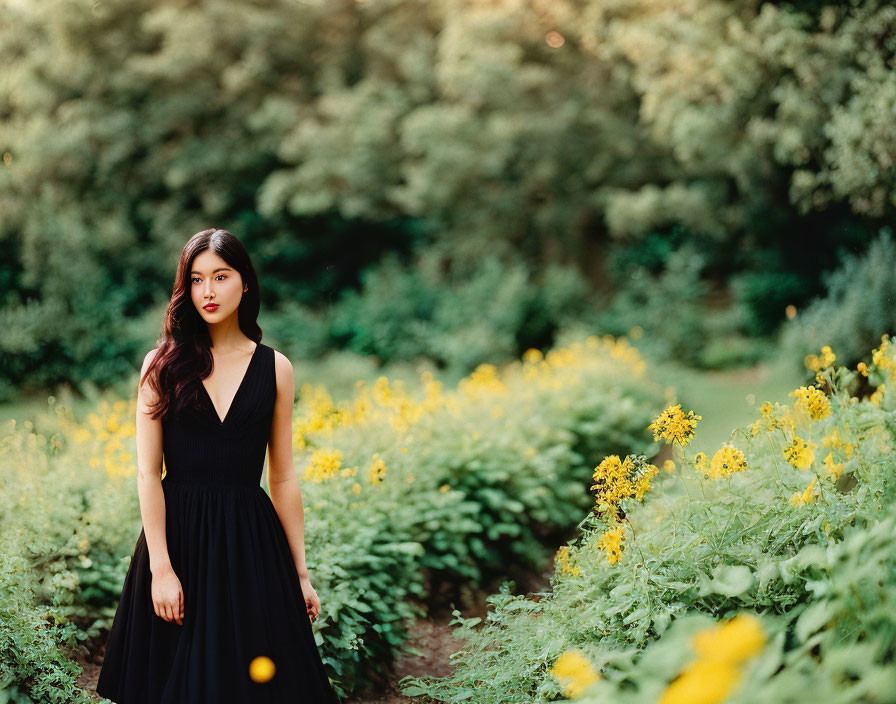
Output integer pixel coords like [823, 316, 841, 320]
[822, 452, 844, 480]
[783, 436, 816, 470]
[694, 452, 708, 473]
[555, 546, 581, 576]
[367, 454, 387, 484]
[705, 444, 748, 480]
[790, 477, 818, 505]
[805, 345, 836, 372]
[663, 459, 676, 473]
[692, 614, 766, 665]
[789, 385, 832, 421]
[648, 404, 702, 446]
[658, 658, 742, 704]
[302, 448, 343, 482]
[551, 649, 600, 698]
[751, 401, 794, 434]
[857, 361, 869, 377]
[595, 525, 625, 565]
[591, 454, 657, 515]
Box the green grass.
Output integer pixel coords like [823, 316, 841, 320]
[652, 357, 805, 456]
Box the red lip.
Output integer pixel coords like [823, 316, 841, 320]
[203, 304, 219, 311]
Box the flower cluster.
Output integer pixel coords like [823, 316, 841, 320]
[783, 436, 816, 470]
[367, 454, 387, 484]
[555, 545, 581, 576]
[705, 443, 748, 480]
[748, 401, 795, 436]
[789, 385, 831, 421]
[648, 404, 702, 446]
[804, 344, 836, 372]
[590, 454, 658, 518]
[595, 525, 625, 565]
[551, 649, 600, 698]
[822, 453, 845, 480]
[871, 334, 893, 372]
[659, 614, 765, 704]
[821, 427, 854, 457]
[790, 477, 819, 505]
[302, 448, 343, 482]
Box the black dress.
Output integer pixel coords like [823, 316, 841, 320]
[96, 342, 342, 704]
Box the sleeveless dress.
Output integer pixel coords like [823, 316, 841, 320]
[96, 342, 342, 704]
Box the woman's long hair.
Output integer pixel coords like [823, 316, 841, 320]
[141, 228, 262, 420]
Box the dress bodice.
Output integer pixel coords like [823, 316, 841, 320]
[161, 342, 275, 488]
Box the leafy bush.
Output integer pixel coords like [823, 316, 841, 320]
[400, 335, 896, 703]
[594, 244, 708, 367]
[324, 249, 591, 373]
[779, 228, 896, 377]
[0, 334, 664, 700]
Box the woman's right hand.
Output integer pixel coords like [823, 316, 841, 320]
[151, 565, 184, 625]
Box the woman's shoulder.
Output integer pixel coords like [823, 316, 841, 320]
[267, 345, 295, 391]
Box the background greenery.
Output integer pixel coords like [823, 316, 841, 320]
[2, 0, 894, 401]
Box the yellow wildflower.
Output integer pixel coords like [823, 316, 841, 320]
[751, 401, 795, 435]
[822, 452, 844, 480]
[694, 452, 708, 473]
[789, 385, 831, 421]
[367, 454, 387, 484]
[691, 614, 766, 665]
[658, 658, 742, 704]
[590, 454, 657, 515]
[705, 444, 748, 480]
[663, 459, 676, 474]
[302, 448, 342, 482]
[596, 525, 625, 565]
[555, 546, 581, 577]
[783, 436, 816, 470]
[790, 477, 818, 505]
[857, 361, 869, 377]
[551, 649, 600, 698]
[804, 345, 836, 372]
[660, 615, 764, 704]
[648, 404, 702, 446]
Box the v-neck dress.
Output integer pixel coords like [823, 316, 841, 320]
[95, 342, 342, 704]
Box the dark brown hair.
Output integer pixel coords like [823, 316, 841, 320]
[141, 228, 262, 420]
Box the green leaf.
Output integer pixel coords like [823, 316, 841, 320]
[707, 565, 755, 597]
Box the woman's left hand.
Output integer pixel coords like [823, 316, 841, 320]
[300, 575, 321, 623]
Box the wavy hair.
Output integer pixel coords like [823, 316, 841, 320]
[141, 228, 262, 420]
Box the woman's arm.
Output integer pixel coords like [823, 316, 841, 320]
[266, 350, 309, 578]
[137, 349, 183, 625]
[135, 349, 170, 574]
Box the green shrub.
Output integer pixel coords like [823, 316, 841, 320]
[779, 227, 896, 378]
[400, 338, 896, 703]
[0, 333, 664, 700]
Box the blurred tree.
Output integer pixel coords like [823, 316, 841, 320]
[0, 0, 892, 392]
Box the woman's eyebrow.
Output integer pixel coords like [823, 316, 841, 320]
[190, 267, 232, 275]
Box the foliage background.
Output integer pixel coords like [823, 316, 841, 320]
[1, 0, 894, 400]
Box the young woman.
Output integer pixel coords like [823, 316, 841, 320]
[96, 228, 342, 704]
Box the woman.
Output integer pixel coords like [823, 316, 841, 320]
[96, 228, 342, 704]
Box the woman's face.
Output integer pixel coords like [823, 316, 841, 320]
[189, 249, 247, 323]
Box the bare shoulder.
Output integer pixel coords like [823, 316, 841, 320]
[271, 348, 295, 386]
[142, 347, 160, 370]
[138, 348, 161, 407]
